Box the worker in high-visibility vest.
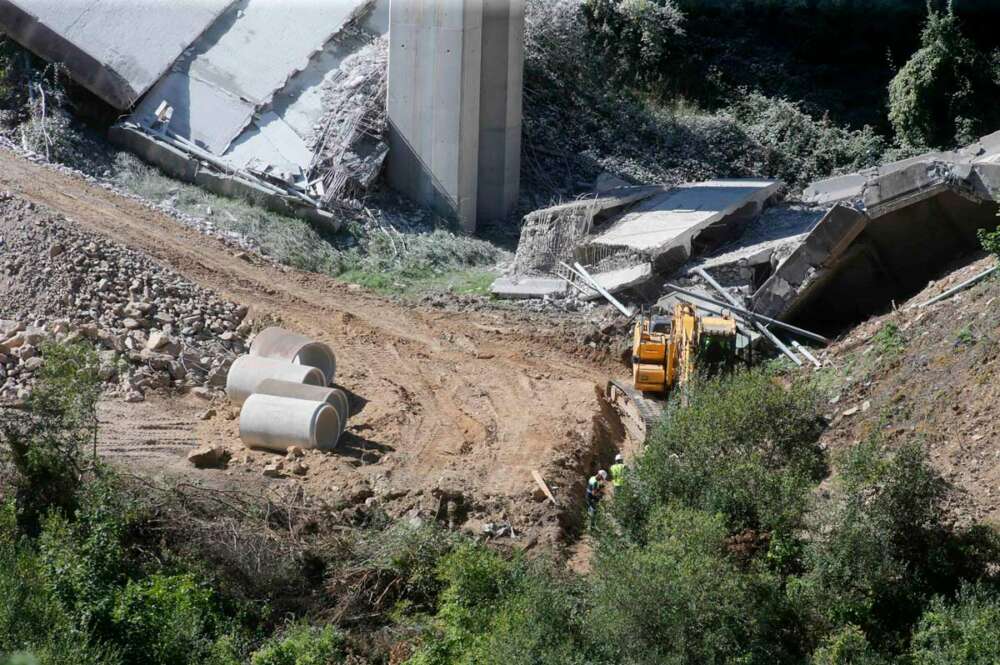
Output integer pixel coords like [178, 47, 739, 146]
[586, 470, 608, 526]
[610, 453, 626, 490]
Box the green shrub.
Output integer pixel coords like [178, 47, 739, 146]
[582, 0, 688, 93]
[467, 575, 590, 665]
[910, 584, 1000, 664]
[408, 538, 597, 665]
[111, 574, 238, 665]
[888, 6, 1000, 149]
[731, 93, 887, 187]
[591, 505, 790, 664]
[796, 439, 999, 649]
[37, 477, 137, 639]
[250, 624, 344, 665]
[873, 322, 906, 356]
[612, 368, 825, 541]
[811, 625, 886, 665]
[0, 504, 117, 665]
[977, 225, 1000, 259]
[0, 342, 101, 535]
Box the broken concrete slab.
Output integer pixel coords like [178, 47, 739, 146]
[862, 159, 975, 218]
[579, 263, 653, 300]
[751, 204, 868, 320]
[0, 0, 233, 109]
[512, 186, 664, 274]
[491, 276, 567, 299]
[133, 0, 368, 156]
[109, 123, 341, 230]
[802, 173, 869, 206]
[691, 204, 826, 287]
[107, 0, 387, 225]
[588, 179, 782, 270]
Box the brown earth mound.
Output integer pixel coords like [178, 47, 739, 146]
[0, 148, 631, 549]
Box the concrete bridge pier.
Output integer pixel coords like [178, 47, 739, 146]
[386, 0, 524, 233]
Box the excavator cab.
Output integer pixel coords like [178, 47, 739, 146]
[630, 302, 740, 396]
[611, 301, 745, 444]
[631, 314, 673, 394]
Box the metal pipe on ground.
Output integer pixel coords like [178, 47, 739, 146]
[916, 265, 997, 309]
[569, 261, 636, 317]
[664, 283, 831, 345]
[255, 379, 349, 438]
[239, 394, 341, 452]
[225, 355, 326, 405]
[792, 341, 822, 368]
[689, 268, 803, 367]
[250, 327, 337, 385]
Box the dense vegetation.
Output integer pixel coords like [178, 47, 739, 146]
[521, 0, 1000, 201]
[5, 350, 1000, 664]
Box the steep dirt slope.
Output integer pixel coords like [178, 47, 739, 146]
[0, 149, 628, 547]
[816, 254, 1000, 524]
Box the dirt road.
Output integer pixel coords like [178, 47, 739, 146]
[0, 149, 625, 545]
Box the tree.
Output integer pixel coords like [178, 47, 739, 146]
[582, 0, 688, 93]
[0, 342, 102, 535]
[888, 3, 1000, 149]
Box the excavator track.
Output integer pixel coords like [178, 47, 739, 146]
[606, 379, 665, 444]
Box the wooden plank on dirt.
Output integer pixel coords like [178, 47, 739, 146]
[532, 469, 558, 506]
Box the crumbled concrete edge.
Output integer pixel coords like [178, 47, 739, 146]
[109, 124, 341, 231]
[751, 205, 868, 319]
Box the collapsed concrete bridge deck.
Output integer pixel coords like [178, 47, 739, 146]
[498, 131, 1000, 333]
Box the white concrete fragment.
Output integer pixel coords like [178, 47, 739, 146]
[249, 327, 336, 385]
[239, 394, 341, 452]
[590, 179, 782, 255]
[490, 276, 567, 299]
[579, 263, 653, 300]
[225, 355, 326, 406]
[0, 0, 233, 109]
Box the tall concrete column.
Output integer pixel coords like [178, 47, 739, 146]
[387, 0, 483, 233]
[477, 0, 523, 223]
[386, 0, 523, 233]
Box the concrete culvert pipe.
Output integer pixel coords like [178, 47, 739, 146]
[226, 355, 326, 405]
[239, 394, 341, 452]
[254, 379, 350, 437]
[250, 327, 336, 385]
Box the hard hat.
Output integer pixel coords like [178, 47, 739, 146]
[597, 470, 608, 480]
[614, 453, 623, 463]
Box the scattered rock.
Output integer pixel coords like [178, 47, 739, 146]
[199, 408, 217, 421]
[192, 387, 213, 401]
[187, 444, 229, 469]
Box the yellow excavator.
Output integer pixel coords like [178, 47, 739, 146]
[607, 301, 742, 441]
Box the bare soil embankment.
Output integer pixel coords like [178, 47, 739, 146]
[0, 148, 629, 548]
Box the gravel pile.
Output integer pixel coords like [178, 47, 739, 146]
[0, 192, 249, 403]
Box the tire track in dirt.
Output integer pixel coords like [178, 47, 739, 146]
[0, 150, 626, 544]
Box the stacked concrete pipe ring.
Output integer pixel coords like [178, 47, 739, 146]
[226, 327, 349, 452]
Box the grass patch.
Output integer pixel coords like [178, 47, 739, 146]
[873, 322, 907, 357]
[109, 154, 506, 297]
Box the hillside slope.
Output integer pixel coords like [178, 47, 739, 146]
[817, 254, 1000, 523]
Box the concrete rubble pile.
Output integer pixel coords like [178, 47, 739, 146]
[0, 193, 248, 403]
[497, 130, 1000, 332]
[308, 36, 390, 206]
